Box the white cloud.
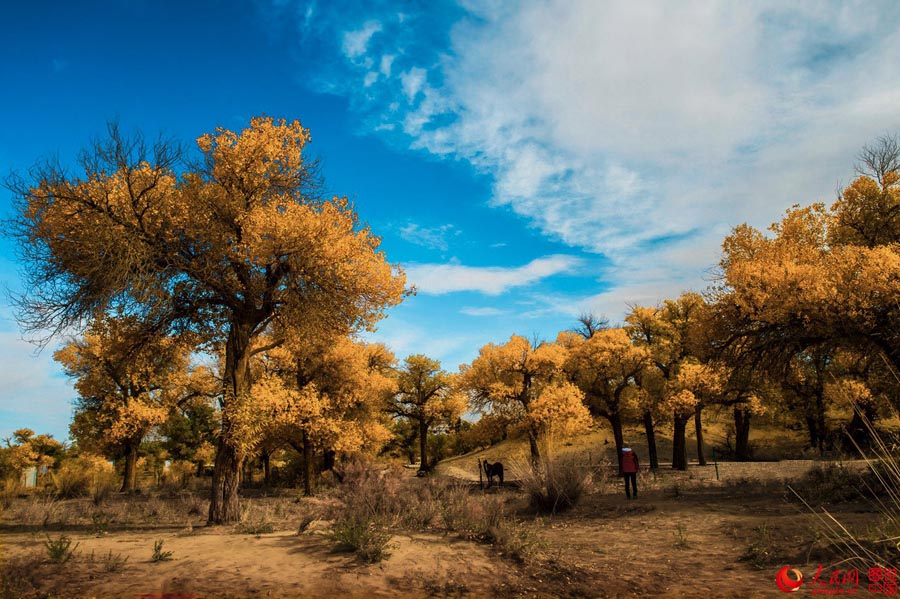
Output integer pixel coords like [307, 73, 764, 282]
[380, 54, 394, 77]
[289, 1, 900, 337]
[460, 307, 506, 317]
[405, 255, 582, 295]
[398, 222, 458, 251]
[341, 20, 382, 59]
[400, 67, 427, 102]
[0, 330, 74, 441]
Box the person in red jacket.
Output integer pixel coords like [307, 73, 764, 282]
[620, 447, 639, 499]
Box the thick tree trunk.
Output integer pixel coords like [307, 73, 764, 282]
[322, 449, 336, 472]
[815, 391, 827, 452]
[694, 404, 706, 466]
[643, 410, 659, 470]
[120, 442, 139, 493]
[672, 413, 689, 471]
[608, 412, 625, 475]
[527, 427, 543, 472]
[261, 450, 271, 487]
[418, 419, 430, 473]
[734, 407, 752, 461]
[805, 414, 820, 454]
[209, 438, 242, 524]
[209, 320, 253, 525]
[302, 431, 314, 496]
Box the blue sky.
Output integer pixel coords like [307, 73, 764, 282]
[2, 1, 900, 442]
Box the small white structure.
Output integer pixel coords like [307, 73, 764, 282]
[21, 467, 38, 488]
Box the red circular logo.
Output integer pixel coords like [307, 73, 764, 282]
[776, 565, 804, 593]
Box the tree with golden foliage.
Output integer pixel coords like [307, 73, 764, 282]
[54, 316, 207, 491]
[10, 118, 407, 522]
[386, 355, 467, 473]
[561, 328, 649, 470]
[250, 335, 396, 495]
[460, 335, 590, 469]
[0, 429, 65, 482]
[626, 293, 708, 470]
[718, 149, 900, 376]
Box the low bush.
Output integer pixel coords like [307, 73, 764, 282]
[52, 454, 115, 499]
[44, 534, 79, 564]
[0, 552, 44, 599]
[151, 539, 173, 562]
[329, 514, 392, 563]
[237, 502, 275, 535]
[517, 458, 593, 514]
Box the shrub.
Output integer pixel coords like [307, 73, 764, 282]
[793, 405, 900, 569]
[0, 552, 44, 599]
[487, 521, 542, 564]
[161, 461, 195, 491]
[517, 458, 593, 514]
[237, 502, 275, 535]
[101, 549, 129, 572]
[90, 469, 119, 505]
[14, 496, 63, 528]
[329, 459, 406, 525]
[44, 534, 79, 564]
[52, 454, 115, 499]
[792, 462, 866, 504]
[439, 485, 505, 539]
[151, 539, 173, 562]
[329, 514, 392, 563]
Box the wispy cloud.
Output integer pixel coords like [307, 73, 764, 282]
[398, 222, 459, 251]
[281, 0, 900, 315]
[460, 306, 506, 317]
[341, 20, 382, 60]
[406, 255, 582, 296]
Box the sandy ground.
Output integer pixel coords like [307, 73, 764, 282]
[2, 474, 878, 599]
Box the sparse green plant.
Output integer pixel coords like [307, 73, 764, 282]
[151, 539, 173, 562]
[673, 523, 690, 549]
[741, 522, 780, 568]
[44, 534, 79, 564]
[100, 550, 129, 572]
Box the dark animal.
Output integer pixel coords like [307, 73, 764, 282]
[482, 459, 504, 487]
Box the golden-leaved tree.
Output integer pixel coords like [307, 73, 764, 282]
[561, 328, 649, 469]
[460, 335, 590, 469]
[11, 118, 407, 522]
[54, 315, 204, 491]
[250, 335, 396, 495]
[386, 354, 468, 473]
[718, 137, 900, 376]
[626, 293, 708, 470]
